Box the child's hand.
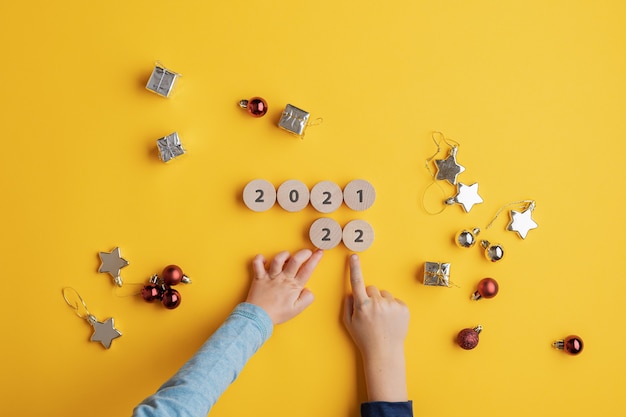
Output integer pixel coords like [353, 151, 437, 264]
[343, 254, 409, 402]
[246, 249, 323, 325]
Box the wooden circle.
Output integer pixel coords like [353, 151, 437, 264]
[309, 218, 342, 250]
[276, 179, 310, 212]
[342, 219, 374, 252]
[243, 179, 276, 212]
[343, 179, 376, 211]
[310, 180, 343, 213]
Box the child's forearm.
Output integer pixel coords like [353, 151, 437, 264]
[362, 347, 408, 402]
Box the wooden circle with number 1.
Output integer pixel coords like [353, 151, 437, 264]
[342, 219, 374, 252]
[309, 217, 343, 250]
[343, 179, 376, 211]
[243, 179, 276, 212]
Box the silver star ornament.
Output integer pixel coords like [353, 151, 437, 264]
[88, 316, 122, 349]
[507, 206, 538, 239]
[435, 147, 465, 185]
[445, 182, 483, 213]
[98, 247, 129, 286]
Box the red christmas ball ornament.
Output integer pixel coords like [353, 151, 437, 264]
[457, 325, 483, 350]
[472, 278, 499, 300]
[162, 265, 185, 286]
[553, 335, 584, 355]
[239, 97, 268, 117]
[141, 284, 163, 302]
[161, 287, 181, 309]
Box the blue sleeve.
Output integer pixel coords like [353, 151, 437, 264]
[132, 302, 273, 417]
[361, 401, 413, 417]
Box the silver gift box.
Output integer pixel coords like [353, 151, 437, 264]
[146, 64, 180, 98]
[157, 132, 185, 162]
[423, 262, 451, 287]
[278, 104, 310, 136]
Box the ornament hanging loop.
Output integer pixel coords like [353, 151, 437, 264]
[62, 287, 92, 320]
[486, 199, 536, 230]
[421, 180, 448, 215]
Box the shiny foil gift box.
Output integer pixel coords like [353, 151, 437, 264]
[146, 64, 180, 98]
[157, 132, 185, 162]
[423, 262, 451, 287]
[278, 104, 310, 136]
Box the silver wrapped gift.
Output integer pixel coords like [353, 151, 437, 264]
[157, 132, 185, 162]
[423, 262, 451, 287]
[146, 64, 180, 98]
[278, 104, 310, 136]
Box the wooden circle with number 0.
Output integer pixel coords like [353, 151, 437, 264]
[342, 219, 374, 252]
[277, 179, 310, 212]
[309, 217, 342, 250]
[310, 180, 343, 213]
[243, 179, 276, 212]
[343, 179, 376, 211]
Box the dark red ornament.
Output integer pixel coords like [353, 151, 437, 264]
[161, 287, 181, 309]
[457, 325, 482, 350]
[141, 284, 163, 302]
[553, 335, 584, 355]
[240, 97, 268, 117]
[472, 277, 499, 300]
[162, 265, 184, 286]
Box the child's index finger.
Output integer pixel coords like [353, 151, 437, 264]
[349, 254, 368, 303]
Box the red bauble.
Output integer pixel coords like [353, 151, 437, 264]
[476, 278, 499, 299]
[246, 97, 268, 117]
[162, 287, 181, 309]
[564, 335, 584, 355]
[457, 326, 482, 350]
[162, 265, 184, 286]
[141, 284, 163, 302]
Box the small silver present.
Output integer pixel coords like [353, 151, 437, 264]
[423, 262, 451, 287]
[278, 104, 310, 136]
[146, 63, 181, 98]
[157, 132, 185, 162]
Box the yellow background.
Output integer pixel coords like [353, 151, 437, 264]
[1, 1, 625, 416]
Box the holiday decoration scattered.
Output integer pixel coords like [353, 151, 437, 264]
[457, 325, 483, 350]
[445, 182, 483, 213]
[471, 278, 499, 300]
[157, 132, 185, 163]
[552, 335, 584, 355]
[141, 265, 191, 309]
[98, 247, 129, 287]
[423, 262, 451, 287]
[507, 202, 538, 239]
[239, 97, 268, 117]
[455, 228, 480, 248]
[62, 287, 122, 349]
[480, 240, 505, 262]
[146, 63, 181, 98]
[435, 145, 465, 185]
[278, 104, 310, 136]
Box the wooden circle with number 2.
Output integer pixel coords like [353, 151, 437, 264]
[243, 179, 277, 212]
[309, 217, 343, 250]
[342, 219, 374, 252]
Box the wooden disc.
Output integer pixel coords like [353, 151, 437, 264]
[243, 179, 276, 212]
[310, 180, 343, 213]
[343, 179, 376, 211]
[277, 179, 310, 212]
[309, 218, 342, 250]
[342, 219, 374, 252]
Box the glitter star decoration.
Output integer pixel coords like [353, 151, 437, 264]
[435, 147, 465, 185]
[98, 247, 129, 286]
[507, 206, 538, 239]
[446, 182, 483, 213]
[90, 317, 122, 349]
